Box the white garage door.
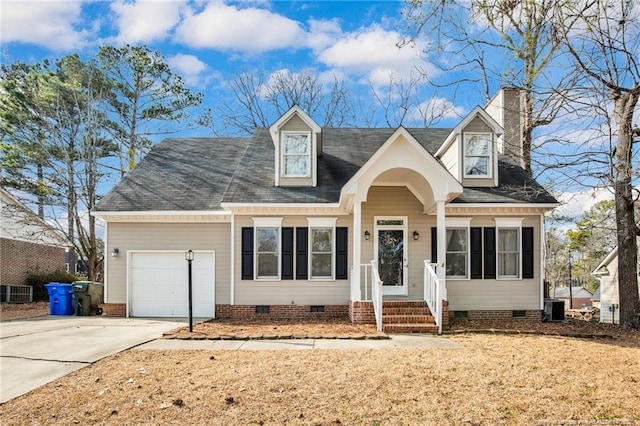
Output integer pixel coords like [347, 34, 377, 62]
[129, 251, 215, 318]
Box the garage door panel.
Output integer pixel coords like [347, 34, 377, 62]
[130, 252, 215, 318]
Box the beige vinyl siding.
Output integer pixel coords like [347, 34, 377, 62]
[461, 117, 496, 187]
[281, 115, 310, 132]
[362, 186, 430, 301]
[234, 216, 351, 305]
[106, 223, 231, 305]
[439, 140, 460, 180]
[445, 216, 541, 310]
[599, 256, 620, 324]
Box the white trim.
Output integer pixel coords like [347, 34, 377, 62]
[445, 217, 472, 227]
[308, 225, 336, 281]
[447, 203, 558, 210]
[463, 132, 493, 179]
[494, 217, 525, 227]
[253, 219, 282, 280]
[281, 131, 312, 178]
[307, 217, 338, 228]
[252, 217, 284, 227]
[444, 226, 470, 280]
[104, 221, 109, 303]
[92, 210, 231, 217]
[374, 216, 408, 296]
[230, 214, 235, 305]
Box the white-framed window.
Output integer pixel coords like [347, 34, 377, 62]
[495, 218, 523, 279]
[282, 132, 311, 177]
[253, 218, 282, 280]
[446, 228, 468, 279]
[464, 133, 492, 177]
[445, 218, 471, 279]
[308, 218, 337, 280]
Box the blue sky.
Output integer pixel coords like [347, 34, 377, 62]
[0, 0, 620, 220]
[1, 1, 476, 130]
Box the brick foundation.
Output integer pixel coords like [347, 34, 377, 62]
[441, 300, 450, 326]
[447, 309, 542, 324]
[216, 304, 349, 320]
[100, 303, 126, 317]
[349, 301, 376, 324]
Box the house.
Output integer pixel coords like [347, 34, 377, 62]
[552, 286, 594, 310]
[92, 88, 557, 333]
[1, 188, 68, 288]
[592, 247, 640, 324]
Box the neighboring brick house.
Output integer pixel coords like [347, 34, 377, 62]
[1, 188, 68, 287]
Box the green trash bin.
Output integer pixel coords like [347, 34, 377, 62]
[72, 281, 104, 316]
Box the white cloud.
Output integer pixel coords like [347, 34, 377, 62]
[318, 26, 436, 86]
[0, 1, 90, 50]
[111, 0, 186, 43]
[410, 97, 465, 123]
[175, 2, 306, 52]
[554, 188, 614, 220]
[167, 53, 210, 87]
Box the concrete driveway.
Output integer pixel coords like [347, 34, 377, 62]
[0, 316, 185, 403]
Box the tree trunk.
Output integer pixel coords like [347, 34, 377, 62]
[612, 89, 640, 329]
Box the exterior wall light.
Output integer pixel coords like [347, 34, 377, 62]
[111, 248, 119, 257]
[413, 231, 420, 240]
[364, 230, 370, 240]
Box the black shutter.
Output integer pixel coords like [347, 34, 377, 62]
[336, 227, 348, 280]
[484, 227, 496, 279]
[431, 227, 438, 263]
[241, 227, 254, 280]
[281, 227, 294, 280]
[470, 227, 482, 279]
[522, 227, 534, 279]
[296, 227, 308, 280]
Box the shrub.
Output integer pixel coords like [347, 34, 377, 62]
[25, 270, 83, 301]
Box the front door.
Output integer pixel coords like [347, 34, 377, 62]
[374, 217, 408, 296]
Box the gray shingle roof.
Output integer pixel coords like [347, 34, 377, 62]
[94, 128, 556, 212]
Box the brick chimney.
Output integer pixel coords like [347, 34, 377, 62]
[485, 88, 523, 167]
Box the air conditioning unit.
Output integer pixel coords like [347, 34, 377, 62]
[543, 299, 565, 322]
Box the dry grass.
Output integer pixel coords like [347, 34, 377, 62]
[0, 301, 49, 321]
[1, 332, 638, 425]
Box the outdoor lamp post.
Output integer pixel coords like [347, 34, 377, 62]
[185, 249, 194, 332]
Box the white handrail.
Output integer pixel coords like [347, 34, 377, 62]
[370, 260, 383, 331]
[423, 259, 442, 334]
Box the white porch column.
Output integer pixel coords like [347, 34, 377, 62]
[351, 200, 362, 301]
[436, 200, 447, 299]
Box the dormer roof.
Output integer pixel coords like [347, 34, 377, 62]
[435, 106, 503, 157]
[269, 104, 321, 145]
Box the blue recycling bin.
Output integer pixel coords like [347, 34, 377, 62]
[44, 283, 75, 315]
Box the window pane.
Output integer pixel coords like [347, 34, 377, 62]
[283, 134, 309, 154]
[312, 228, 332, 252]
[312, 253, 332, 278]
[284, 155, 308, 176]
[257, 253, 278, 277]
[465, 135, 489, 155]
[499, 253, 518, 276]
[465, 157, 488, 175]
[446, 253, 467, 277]
[257, 228, 278, 252]
[499, 229, 518, 251]
[376, 219, 403, 226]
[446, 229, 466, 251]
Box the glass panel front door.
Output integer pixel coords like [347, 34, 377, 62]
[375, 217, 407, 296]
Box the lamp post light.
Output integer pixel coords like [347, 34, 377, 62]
[185, 249, 194, 332]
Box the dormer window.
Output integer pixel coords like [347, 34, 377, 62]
[282, 132, 311, 177]
[464, 133, 492, 178]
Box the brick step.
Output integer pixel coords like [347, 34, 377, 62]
[382, 323, 439, 334]
[382, 301, 428, 308]
[382, 307, 432, 316]
[382, 314, 435, 324]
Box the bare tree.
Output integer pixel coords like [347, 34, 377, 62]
[554, 0, 640, 328]
[402, 0, 574, 175]
[216, 69, 356, 135]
